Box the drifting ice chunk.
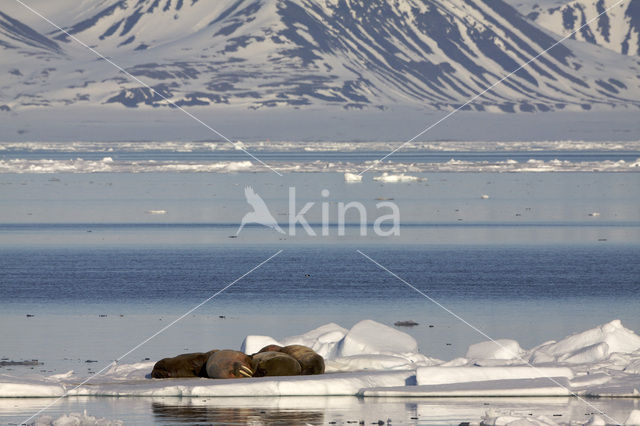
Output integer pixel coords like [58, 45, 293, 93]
[145, 210, 167, 215]
[466, 339, 524, 360]
[373, 173, 424, 183]
[336, 320, 418, 357]
[481, 194, 490, 199]
[344, 172, 362, 182]
[530, 320, 640, 364]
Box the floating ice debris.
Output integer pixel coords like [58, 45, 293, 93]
[481, 194, 490, 199]
[373, 173, 424, 183]
[33, 410, 123, 426]
[145, 210, 167, 215]
[588, 212, 601, 217]
[344, 172, 362, 182]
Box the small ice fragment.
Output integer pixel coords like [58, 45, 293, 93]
[481, 194, 490, 199]
[373, 173, 424, 183]
[344, 172, 362, 182]
[588, 212, 600, 217]
[146, 210, 167, 215]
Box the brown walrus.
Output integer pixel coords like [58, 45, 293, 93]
[251, 351, 301, 377]
[205, 350, 254, 379]
[279, 345, 325, 375]
[257, 344, 283, 353]
[151, 350, 218, 379]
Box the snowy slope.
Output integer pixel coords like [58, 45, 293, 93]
[524, 0, 640, 56]
[1, 0, 639, 112]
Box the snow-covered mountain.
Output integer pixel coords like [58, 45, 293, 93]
[1, 0, 639, 112]
[524, 0, 640, 56]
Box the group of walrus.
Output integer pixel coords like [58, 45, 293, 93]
[151, 344, 324, 379]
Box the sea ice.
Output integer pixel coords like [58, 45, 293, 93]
[344, 172, 362, 182]
[1, 319, 639, 399]
[466, 339, 524, 360]
[372, 173, 424, 183]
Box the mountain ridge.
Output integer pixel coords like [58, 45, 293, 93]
[1, 0, 639, 113]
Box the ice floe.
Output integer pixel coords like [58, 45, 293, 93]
[2, 157, 638, 173]
[1, 320, 639, 399]
[32, 410, 123, 426]
[373, 173, 424, 182]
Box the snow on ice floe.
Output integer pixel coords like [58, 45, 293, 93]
[2, 320, 640, 399]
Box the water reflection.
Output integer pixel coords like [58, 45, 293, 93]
[1, 396, 639, 425]
[152, 401, 325, 424]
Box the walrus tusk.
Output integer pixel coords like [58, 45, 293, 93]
[239, 365, 253, 377]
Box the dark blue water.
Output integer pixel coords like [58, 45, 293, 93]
[2, 244, 639, 362]
[1, 245, 638, 306]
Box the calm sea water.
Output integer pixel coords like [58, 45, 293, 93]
[1, 244, 638, 361]
[1, 162, 638, 424]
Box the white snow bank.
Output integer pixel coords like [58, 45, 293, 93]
[530, 320, 640, 364]
[33, 411, 123, 426]
[280, 322, 349, 359]
[466, 339, 525, 360]
[66, 371, 414, 397]
[240, 335, 282, 355]
[336, 320, 418, 357]
[416, 367, 573, 386]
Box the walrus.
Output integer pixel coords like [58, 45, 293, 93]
[251, 351, 301, 377]
[205, 350, 254, 379]
[257, 344, 283, 353]
[279, 345, 325, 375]
[151, 350, 217, 379]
